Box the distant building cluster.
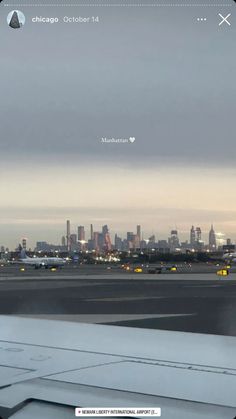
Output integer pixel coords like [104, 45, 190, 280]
[32, 221, 232, 254]
[0, 222, 234, 256]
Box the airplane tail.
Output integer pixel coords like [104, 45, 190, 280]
[20, 249, 29, 259]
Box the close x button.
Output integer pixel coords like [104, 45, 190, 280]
[218, 13, 231, 26]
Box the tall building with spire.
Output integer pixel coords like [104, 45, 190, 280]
[22, 238, 27, 250]
[209, 224, 216, 251]
[190, 226, 195, 246]
[66, 220, 71, 251]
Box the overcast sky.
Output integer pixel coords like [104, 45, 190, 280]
[0, 0, 235, 248]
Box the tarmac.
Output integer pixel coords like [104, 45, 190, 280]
[0, 263, 236, 336]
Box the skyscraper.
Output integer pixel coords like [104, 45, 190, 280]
[149, 235, 156, 244]
[196, 227, 202, 243]
[190, 226, 195, 246]
[127, 232, 134, 249]
[137, 225, 141, 238]
[22, 238, 27, 250]
[102, 225, 112, 251]
[114, 234, 122, 250]
[209, 224, 216, 251]
[169, 230, 180, 252]
[127, 232, 134, 242]
[90, 224, 94, 241]
[93, 232, 103, 252]
[78, 226, 85, 251]
[78, 226, 85, 241]
[102, 225, 109, 236]
[136, 225, 141, 248]
[70, 234, 77, 251]
[194, 227, 204, 251]
[66, 220, 71, 251]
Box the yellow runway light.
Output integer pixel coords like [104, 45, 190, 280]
[217, 269, 229, 277]
[134, 267, 143, 273]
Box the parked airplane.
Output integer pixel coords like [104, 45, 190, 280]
[0, 258, 8, 266]
[16, 249, 67, 269]
[222, 252, 236, 263]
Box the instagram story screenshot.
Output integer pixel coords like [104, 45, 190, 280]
[0, 0, 236, 418]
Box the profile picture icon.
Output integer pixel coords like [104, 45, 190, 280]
[7, 10, 25, 29]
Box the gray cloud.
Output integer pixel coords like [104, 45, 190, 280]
[0, 2, 235, 165]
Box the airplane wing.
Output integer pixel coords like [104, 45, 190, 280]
[0, 316, 236, 419]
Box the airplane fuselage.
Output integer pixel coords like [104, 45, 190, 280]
[19, 257, 66, 269]
[222, 253, 236, 263]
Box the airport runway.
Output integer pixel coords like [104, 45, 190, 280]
[0, 265, 236, 336]
[0, 262, 235, 278]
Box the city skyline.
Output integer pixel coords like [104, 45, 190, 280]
[0, 219, 233, 251]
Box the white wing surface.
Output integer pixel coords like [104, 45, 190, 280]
[0, 316, 236, 419]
